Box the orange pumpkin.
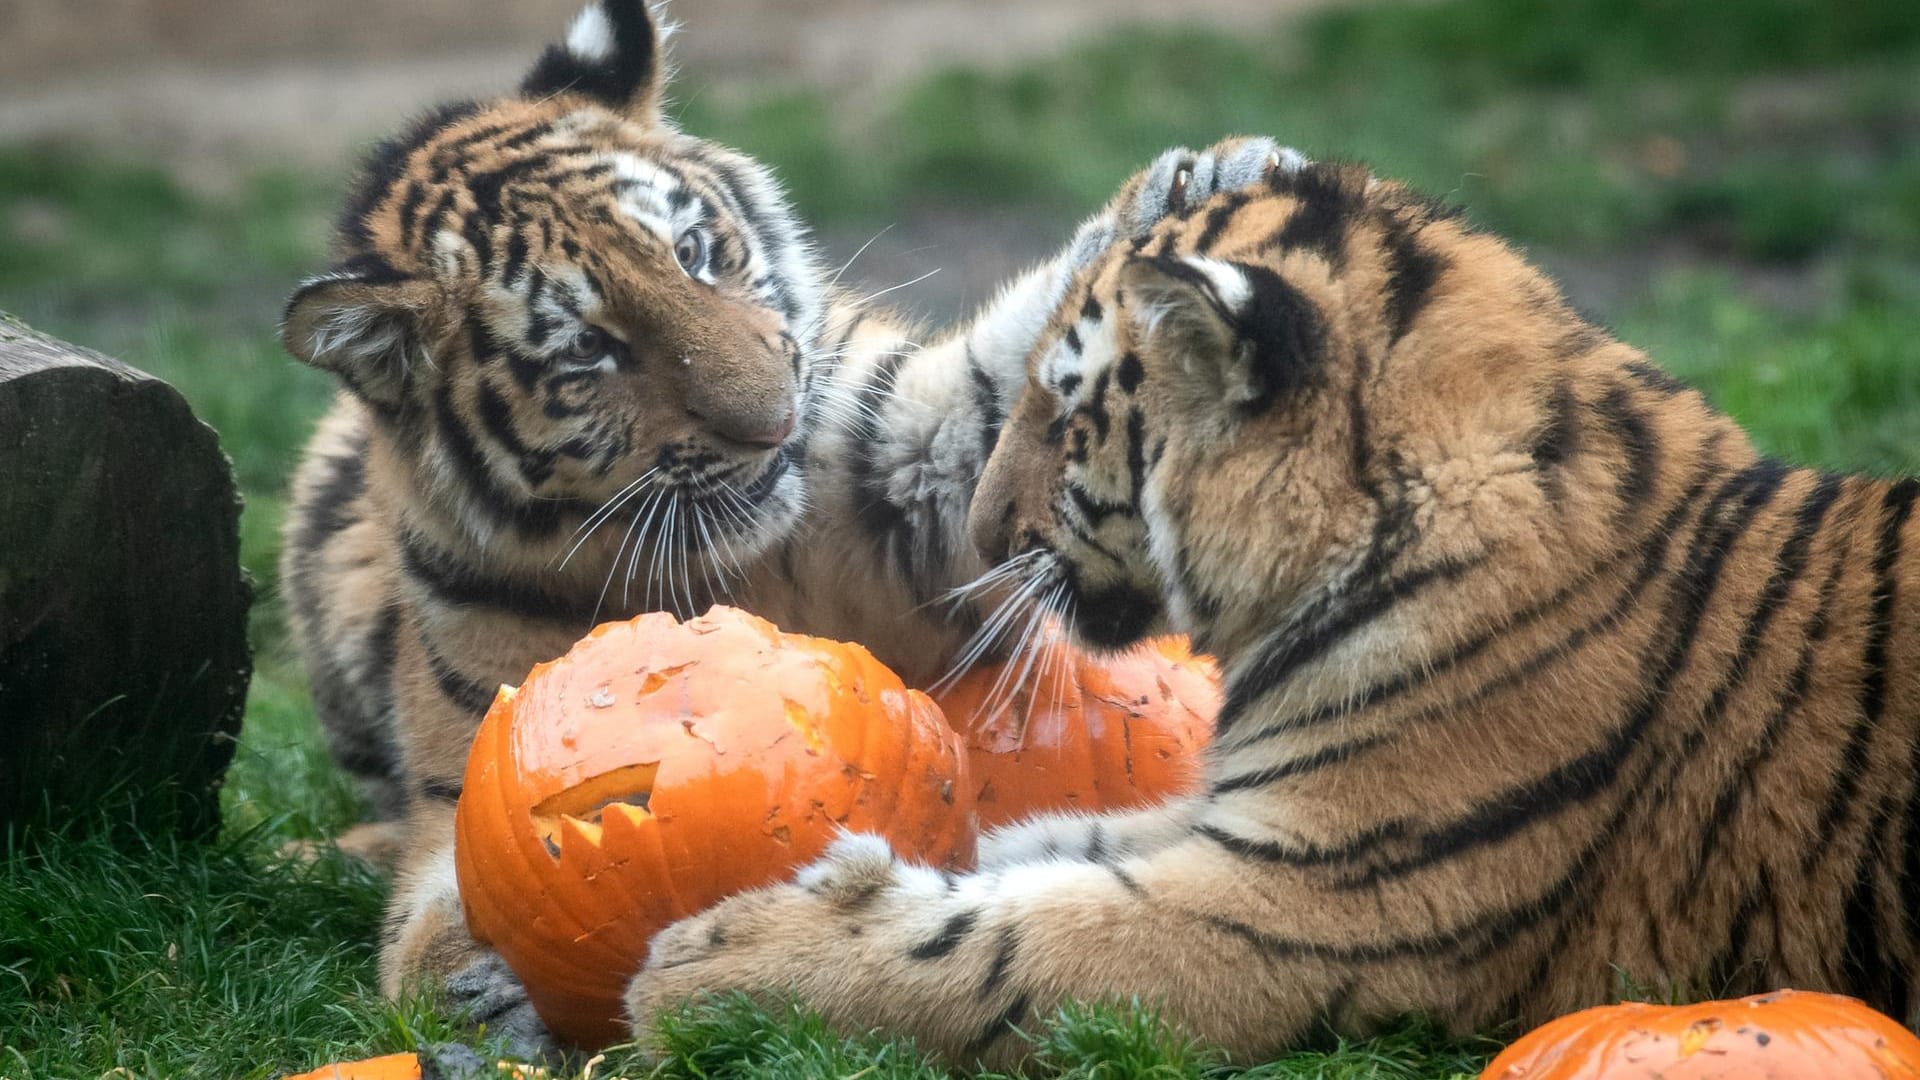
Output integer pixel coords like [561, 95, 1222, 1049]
[936, 632, 1218, 829]
[282, 1054, 420, 1080]
[455, 607, 976, 1049]
[1481, 990, 1920, 1079]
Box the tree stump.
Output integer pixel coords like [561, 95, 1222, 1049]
[0, 314, 251, 837]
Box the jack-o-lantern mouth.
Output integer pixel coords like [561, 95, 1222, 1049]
[531, 760, 660, 857]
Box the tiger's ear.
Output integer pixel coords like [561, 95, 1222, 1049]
[281, 259, 440, 408]
[1123, 254, 1327, 413]
[521, 0, 672, 125]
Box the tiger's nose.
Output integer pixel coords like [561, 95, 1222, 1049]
[711, 408, 795, 449]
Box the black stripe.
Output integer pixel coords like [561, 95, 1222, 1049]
[292, 443, 369, 559]
[400, 533, 604, 626]
[1123, 409, 1150, 505]
[1265, 168, 1361, 264]
[418, 778, 464, 803]
[1376, 211, 1447, 345]
[1623, 359, 1690, 396]
[501, 225, 531, 286]
[978, 925, 1018, 998]
[419, 632, 499, 716]
[1596, 384, 1659, 523]
[1842, 800, 1898, 1012]
[908, 909, 979, 960]
[428, 120, 517, 182]
[963, 994, 1029, 1059]
[1530, 378, 1579, 506]
[1196, 821, 1398, 870]
[431, 383, 595, 538]
[1195, 189, 1252, 253]
[1216, 554, 1486, 737]
[1084, 823, 1109, 863]
[396, 182, 430, 248]
[1211, 733, 1392, 794]
[475, 380, 539, 472]
[1689, 535, 1848, 891]
[1704, 870, 1769, 996]
[850, 347, 943, 604]
[966, 345, 1005, 466]
[1809, 478, 1919, 860]
[1106, 863, 1145, 896]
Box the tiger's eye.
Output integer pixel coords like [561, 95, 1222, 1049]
[674, 228, 708, 273]
[566, 328, 606, 362]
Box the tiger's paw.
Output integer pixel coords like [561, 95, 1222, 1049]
[624, 834, 919, 1038]
[443, 951, 558, 1061]
[1057, 137, 1307, 288]
[1119, 137, 1309, 242]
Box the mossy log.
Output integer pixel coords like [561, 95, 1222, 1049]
[0, 315, 251, 836]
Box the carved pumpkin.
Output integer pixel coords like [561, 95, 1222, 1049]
[1481, 990, 1920, 1079]
[936, 632, 1218, 828]
[455, 607, 976, 1049]
[282, 1054, 420, 1080]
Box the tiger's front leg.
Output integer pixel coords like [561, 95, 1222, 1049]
[975, 796, 1205, 868]
[381, 802, 559, 1059]
[623, 825, 1437, 1068]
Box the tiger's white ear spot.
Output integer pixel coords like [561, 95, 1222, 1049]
[1185, 256, 1252, 309]
[1125, 254, 1262, 405]
[1130, 255, 1251, 317]
[565, 3, 617, 63]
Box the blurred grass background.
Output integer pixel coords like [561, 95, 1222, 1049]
[2, 0, 1918, 1074]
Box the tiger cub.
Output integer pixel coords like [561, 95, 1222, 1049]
[621, 156, 1920, 1065]
[279, 0, 1285, 1050]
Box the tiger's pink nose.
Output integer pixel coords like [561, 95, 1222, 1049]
[730, 409, 795, 449]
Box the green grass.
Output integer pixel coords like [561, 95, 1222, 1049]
[3, 0, 1920, 1074]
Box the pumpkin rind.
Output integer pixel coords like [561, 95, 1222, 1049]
[455, 607, 977, 1048]
[1481, 989, 1920, 1079]
[937, 634, 1218, 829]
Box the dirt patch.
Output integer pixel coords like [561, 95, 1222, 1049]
[1, 0, 1328, 174]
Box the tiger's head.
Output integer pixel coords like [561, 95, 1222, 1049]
[283, 0, 823, 568]
[971, 160, 1617, 659]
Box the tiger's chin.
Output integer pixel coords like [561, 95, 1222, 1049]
[694, 445, 805, 561]
[1057, 566, 1165, 652]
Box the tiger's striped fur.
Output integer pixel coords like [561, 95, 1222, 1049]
[623, 156, 1920, 1066]
[280, 0, 1286, 1051]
